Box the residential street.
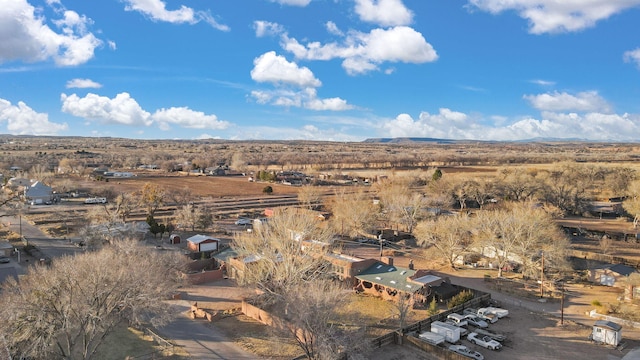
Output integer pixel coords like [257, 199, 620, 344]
[1, 214, 82, 260]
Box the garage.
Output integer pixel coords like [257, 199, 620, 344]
[186, 234, 220, 252]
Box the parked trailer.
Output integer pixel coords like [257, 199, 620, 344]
[418, 331, 446, 346]
[431, 321, 461, 343]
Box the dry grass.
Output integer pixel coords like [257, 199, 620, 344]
[94, 323, 187, 360]
[212, 314, 301, 359]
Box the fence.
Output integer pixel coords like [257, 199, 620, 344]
[589, 310, 640, 329]
[369, 287, 491, 348]
[403, 335, 468, 360]
[569, 250, 640, 268]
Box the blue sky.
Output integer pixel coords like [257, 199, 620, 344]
[1, 0, 640, 141]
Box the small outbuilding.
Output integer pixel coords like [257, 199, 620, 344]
[590, 264, 638, 287]
[169, 234, 181, 244]
[186, 234, 220, 252]
[591, 320, 622, 346]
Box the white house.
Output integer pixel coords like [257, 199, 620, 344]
[186, 234, 220, 252]
[24, 181, 53, 204]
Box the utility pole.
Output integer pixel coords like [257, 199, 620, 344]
[560, 281, 565, 325]
[540, 251, 545, 298]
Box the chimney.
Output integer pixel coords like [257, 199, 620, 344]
[408, 259, 414, 270]
[383, 256, 393, 266]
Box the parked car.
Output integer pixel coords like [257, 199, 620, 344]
[235, 218, 253, 226]
[468, 332, 502, 350]
[447, 313, 469, 327]
[0, 257, 10, 264]
[449, 345, 484, 360]
[463, 314, 489, 328]
[478, 307, 509, 319]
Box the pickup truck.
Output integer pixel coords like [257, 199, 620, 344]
[467, 332, 502, 350]
[463, 308, 498, 324]
[478, 307, 509, 319]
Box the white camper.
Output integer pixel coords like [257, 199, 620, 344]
[431, 321, 461, 343]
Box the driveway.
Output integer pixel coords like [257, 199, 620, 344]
[159, 301, 256, 360]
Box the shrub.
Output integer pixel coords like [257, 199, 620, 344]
[263, 186, 273, 194]
[428, 297, 438, 316]
[447, 290, 474, 309]
[591, 299, 602, 307]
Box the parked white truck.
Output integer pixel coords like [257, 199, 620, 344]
[478, 307, 509, 319]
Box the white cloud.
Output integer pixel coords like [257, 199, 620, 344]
[225, 123, 361, 141]
[151, 107, 230, 130]
[250, 88, 353, 111]
[530, 79, 556, 86]
[107, 40, 117, 50]
[0, 98, 68, 135]
[325, 21, 343, 36]
[282, 26, 437, 75]
[61, 92, 232, 131]
[354, 0, 413, 27]
[66, 78, 102, 89]
[624, 48, 640, 68]
[0, 0, 101, 66]
[254, 21, 285, 37]
[268, 0, 312, 6]
[467, 0, 640, 34]
[122, 0, 229, 30]
[60, 92, 152, 126]
[379, 106, 640, 141]
[524, 91, 612, 113]
[251, 51, 322, 88]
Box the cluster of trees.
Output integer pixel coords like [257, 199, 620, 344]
[0, 239, 185, 360]
[232, 208, 368, 360]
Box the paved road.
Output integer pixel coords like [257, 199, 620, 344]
[1, 214, 82, 260]
[159, 302, 256, 360]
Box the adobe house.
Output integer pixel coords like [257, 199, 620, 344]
[589, 263, 638, 287]
[354, 257, 451, 305]
[322, 252, 378, 284]
[186, 234, 220, 252]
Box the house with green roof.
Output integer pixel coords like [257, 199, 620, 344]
[354, 257, 456, 305]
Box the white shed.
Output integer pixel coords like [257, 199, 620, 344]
[591, 320, 622, 346]
[186, 234, 220, 252]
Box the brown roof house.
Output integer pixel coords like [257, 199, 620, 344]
[354, 257, 455, 306]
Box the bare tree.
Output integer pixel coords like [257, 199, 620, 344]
[414, 214, 473, 269]
[29, 163, 53, 183]
[114, 192, 136, 222]
[328, 189, 378, 238]
[475, 202, 569, 278]
[297, 185, 324, 211]
[234, 208, 365, 359]
[495, 167, 539, 202]
[623, 179, 640, 228]
[233, 207, 335, 296]
[167, 188, 193, 207]
[173, 203, 202, 231]
[375, 179, 427, 233]
[0, 239, 185, 360]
